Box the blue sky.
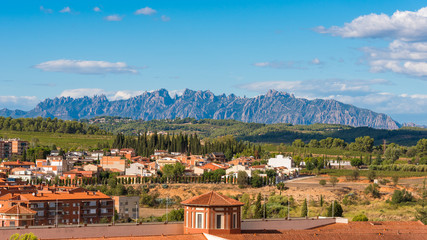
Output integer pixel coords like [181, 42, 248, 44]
[1, 0, 427, 124]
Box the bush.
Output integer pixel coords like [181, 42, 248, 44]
[329, 177, 338, 187]
[392, 176, 399, 186]
[391, 189, 414, 204]
[365, 184, 380, 198]
[352, 214, 368, 221]
[319, 179, 327, 186]
[367, 170, 376, 182]
[162, 184, 168, 189]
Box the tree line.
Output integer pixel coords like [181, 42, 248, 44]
[112, 133, 263, 160]
[0, 117, 107, 135]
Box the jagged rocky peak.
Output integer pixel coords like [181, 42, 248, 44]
[0, 89, 401, 129]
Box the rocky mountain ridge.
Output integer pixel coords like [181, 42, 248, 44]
[0, 89, 401, 129]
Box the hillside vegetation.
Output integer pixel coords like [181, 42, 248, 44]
[87, 117, 427, 146]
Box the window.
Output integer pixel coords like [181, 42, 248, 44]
[186, 211, 189, 227]
[216, 214, 223, 229]
[10, 221, 15, 227]
[37, 203, 44, 208]
[89, 201, 96, 206]
[196, 213, 203, 229]
[89, 209, 96, 214]
[101, 208, 107, 214]
[49, 202, 55, 208]
[37, 211, 44, 217]
[232, 213, 237, 229]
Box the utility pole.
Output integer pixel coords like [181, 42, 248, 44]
[287, 195, 290, 220]
[307, 195, 309, 218]
[332, 201, 334, 218]
[78, 205, 80, 226]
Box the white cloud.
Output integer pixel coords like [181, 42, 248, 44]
[135, 7, 157, 15]
[104, 15, 123, 21]
[316, 7, 427, 41]
[311, 58, 321, 64]
[40, 6, 53, 14]
[59, 7, 71, 13]
[93, 7, 101, 12]
[363, 40, 427, 77]
[58, 89, 183, 101]
[0, 96, 39, 110]
[59, 89, 106, 99]
[34, 59, 138, 74]
[59, 89, 145, 101]
[238, 79, 389, 98]
[161, 15, 171, 22]
[253, 61, 304, 69]
[316, 6, 427, 78]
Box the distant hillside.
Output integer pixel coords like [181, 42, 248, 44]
[0, 89, 400, 129]
[87, 117, 426, 146]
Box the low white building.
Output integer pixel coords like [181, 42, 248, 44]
[268, 155, 293, 169]
[226, 165, 253, 177]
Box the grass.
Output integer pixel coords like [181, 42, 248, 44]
[0, 130, 114, 150]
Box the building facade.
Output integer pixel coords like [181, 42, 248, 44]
[181, 191, 243, 235]
[112, 196, 139, 220]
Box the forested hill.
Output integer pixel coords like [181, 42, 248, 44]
[87, 117, 427, 146]
[0, 89, 400, 129]
[0, 117, 107, 135]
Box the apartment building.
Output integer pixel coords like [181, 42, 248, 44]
[0, 160, 35, 170]
[112, 196, 139, 220]
[100, 156, 126, 173]
[36, 156, 67, 176]
[0, 139, 29, 159]
[3, 190, 114, 226]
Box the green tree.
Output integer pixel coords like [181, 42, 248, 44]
[327, 201, 343, 217]
[292, 139, 305, 148]
[300, 199, 308, 217]
[392, 176, 399, 186]
[254, 193, 262, 218]
[251, 172, 263, 188]
[237, 171, 248, 187]
[276, 182, 285, 195]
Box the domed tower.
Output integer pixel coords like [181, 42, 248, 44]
[181, 191, 244, 234]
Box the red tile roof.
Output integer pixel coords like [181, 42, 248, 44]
[0, 205, 36, 215]
[181, 191, 244, 207]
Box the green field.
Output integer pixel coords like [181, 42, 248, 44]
[0, 130, 114, 150]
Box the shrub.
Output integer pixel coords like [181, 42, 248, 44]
[352, 214, 368, 221]
[319, 179, 326, 186]
[329, 177, 339, 187]
[365, 184, 380, 198]
[367, 170, 376, 182]
[391, 189, 414, 204]
[392, 176, 399, 186]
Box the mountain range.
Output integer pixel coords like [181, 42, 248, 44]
[0, 89, 400, 129]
